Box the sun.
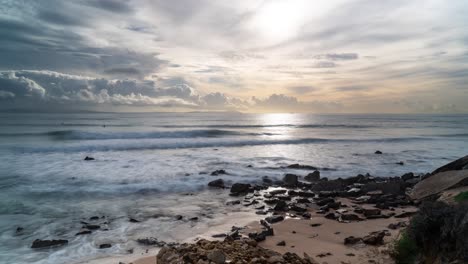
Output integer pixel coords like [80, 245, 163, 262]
[252, 0, 308, 43]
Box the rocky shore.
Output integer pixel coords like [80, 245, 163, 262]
[134, 155, 468, 264]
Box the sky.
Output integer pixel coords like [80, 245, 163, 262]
[0, 0, 467, 113]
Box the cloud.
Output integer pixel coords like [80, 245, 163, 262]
[288, 86, 317, 94]
[315, 53, 359, 61]
[335, 85, 371, 92]
[83, 0, 135, 13]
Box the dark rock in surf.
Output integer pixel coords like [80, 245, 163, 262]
[129, 218, 140, 223]
[31, 239, 68, 249]
[208, 179, 225, 188]
[76, 230, 92, 235]
[211, 169, 227, 176]
[287, 164, 318, 170]
[84, 156, 95, 161]
[375, 151, 383, 155]
[84, 224, 100, 230]
[401, 172, 415, 181]
[282, 174, 298, 187]
[230, 183, 251, 194]
[396, 161, 405, 165]
[304, 171, 320, 182]
[99, 243, 112, 249]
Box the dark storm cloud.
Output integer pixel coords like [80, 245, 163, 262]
[37, 9, 86, 26]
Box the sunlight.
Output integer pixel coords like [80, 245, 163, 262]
[252, 0, 308, 42]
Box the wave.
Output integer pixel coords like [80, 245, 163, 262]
[157, 124, 375, 129]
[12, 136, 429, 153]
[0, 129, 277, 140]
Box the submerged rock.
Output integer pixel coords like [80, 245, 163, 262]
[31, 239, 68, 249]
[375, 151, 383, 155]
[287, 164, 318, 170]
[84, 156, 95, 161]
[99, 243, 112, 249]
[211, 169, 227, 176]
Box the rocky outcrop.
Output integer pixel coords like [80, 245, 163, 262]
[432, 155, 468, 174]
[156, 239, 315, 264]
[282, 174, 298, 187]
[304, 171, 320, 182]
[230, 183, 251, 195]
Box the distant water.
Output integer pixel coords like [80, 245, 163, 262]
[0, 112, 467, 263]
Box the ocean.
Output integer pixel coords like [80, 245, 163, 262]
[0, 112, 467, 263]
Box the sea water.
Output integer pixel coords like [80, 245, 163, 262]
[0, 112, 467, 263]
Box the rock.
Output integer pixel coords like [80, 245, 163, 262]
[324, 212, 338, 220]
[16, 227, 24, 234]
[310, 223, 322, 227]
[304, 171, 320, 182]
[137, 237, 166, 247]
[290, 203, 307, 213]
[344, 236, 361, 245]
[89, 216, 99, 220]
[401, 172, 415, 181]
[282, 174, 298, 187]
[75, 230, 92, 235]
[31, 239, 68, 249]
[296, 198, 311, 204]
[84, 156, 95, 161]
[277, 240, 286, 246]
[315, 197, 335, 206]
[265, 215, 284, 224]
[410, 170, 468, 200]
[207, 249, 226, 264]
[388, 221, 407, 230]
[273, 200, 288, 211]
[189, 217, 198, 221]
[302, 212, 312, 219]
[340, 214, 362, 221]
[226, 200, 241, 206]
[375, 151, 383, 154]
[129, 218, 140, 223]
[396, 161, 405, 165]
[230, 183, 251, 194]
[208, 179, 225, 188]
[262, 176, 273, 185]
[212, 233, 227, 238]
[84, 224, 100, 230]
[99, 243, 112, 249]
[432, 155, 468, 174]
[287, 164, 317, 170]
[362, 231, 386, 245]
[363, 208, 381, 217]
[175, 215, 183, 220]
[211, 170, 227, 176]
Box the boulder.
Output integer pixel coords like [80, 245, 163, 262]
[31, 239, 68, 249]
[273, 200, 288, 211]
[401, 172, 415, 181]
[304, 171, 320, 182]
[362, 231, 386, 245]
[265, 215, 284, 224]
[208, 179, 225, 188]
[207, 250, 226, 264]
[230, 183, 251, 194]
[99, 243, 112, 249]
[344, 236, 361, 245]
[363, 208, 381, 217]
[410, 170, 468, 200]
[375, 150, 383, 154]
[84, 156, 95, 161]
[282, 174, 298, 187]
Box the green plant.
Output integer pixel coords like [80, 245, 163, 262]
[393, 232, 419, 264]
[454, 191, 468, 202]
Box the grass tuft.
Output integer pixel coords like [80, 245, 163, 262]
[454, 191, 468, 202]
[393, 232, 418, 264]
